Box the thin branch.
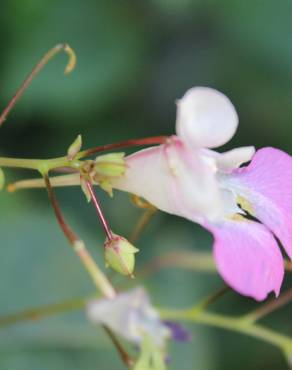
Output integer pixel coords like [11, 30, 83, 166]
[159, 307, 292, 364]
[0, 297, 88, 327]
[138, 250, 216, 280]
[85, 181, 113, 240]
[196, 286, 230, 311]
[130, 207, 157, 244]
[43, 173, 133, 368]
[43, 173, 115, 298]
[78, 136, 168, 158]
[103, 326, 134, 368]
[242, 289, 292, 324]
[7, 174, 78, 192]
[0, 43, 76, 127]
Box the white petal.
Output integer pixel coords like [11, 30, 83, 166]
[87, 287, 170, 346]
[176, 87, 238, 149]
[112, 137, 223, 222]
[214, 146, 255, 173]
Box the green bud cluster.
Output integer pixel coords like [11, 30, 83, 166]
[93, 153, 127, 197]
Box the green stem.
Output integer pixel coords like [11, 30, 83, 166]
[0, 297, 88, 327]
[0, 136, 167, 172]
[0, 43, 76, 127]
[160, 308, 292, 353]
[43, 173, 116, 299]
[0, 156, 80, 171]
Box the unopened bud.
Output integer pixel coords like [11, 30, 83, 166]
[104, 234, 139, 277]
[67, 134, 82, 160]
[95, 153, 126, 178]
[0, 168, 4, 191]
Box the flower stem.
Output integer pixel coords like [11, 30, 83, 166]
[0, 136, 167, 172]
[0, 155, 78, 171]
[103, 325, 134, 368]
[42, 173, 133, 368]
[0, 43, 76, 127]
[85, 181, 113, 240]
[43, 173, 115, 299]
[139, 250, 216, 279]
[242, 289, 292, 324]
[77, 136, 168, 158]
[130, 207, 157, 244]
[0, 297, 88, 327]
[159, 306, 292, 358]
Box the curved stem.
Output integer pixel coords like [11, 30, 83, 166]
[77, 136, 167, 159]
[43, 173, 134, 368]
[0, 297, 88, 327]
[0, 43, 76, 127]
[160, 307, 292, 357]
[43, 173, 115, 299]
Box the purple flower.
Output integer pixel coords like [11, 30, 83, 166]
[112, 87, 290, 301]
[163, 321, 192, 342]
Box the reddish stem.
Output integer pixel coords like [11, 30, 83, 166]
[86, 181, 113, 240]
[43, 173, 79, 244]
[0, 43, 75, 127]
[79, 135, 168, 158]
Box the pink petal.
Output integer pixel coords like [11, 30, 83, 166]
[228, 147, 292, 259]
[207, 219, 284, 301]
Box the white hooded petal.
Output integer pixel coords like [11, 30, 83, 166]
[112, 137, 223, 222]
[176, 87, 238, 149]
[205, 146, 255, 173]
[215, 146, 255, 172]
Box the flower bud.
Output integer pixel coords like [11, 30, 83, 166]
[67, 134, 82, 160]
[104, 234, 139, 277]
[95, 153, 126, 178]
[0, 168, 4, 191]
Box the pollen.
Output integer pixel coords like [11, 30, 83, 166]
[236, 195, 254, 215]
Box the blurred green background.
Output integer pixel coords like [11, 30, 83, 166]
[0, 0, 292, 369]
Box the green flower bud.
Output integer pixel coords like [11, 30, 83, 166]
[95, 153, 126, 178]
[67, 134, 82, 160]
[0, 168, 4, 191]
[104, 234, 139, 277]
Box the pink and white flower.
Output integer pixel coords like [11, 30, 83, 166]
[112, 87, 290, 301]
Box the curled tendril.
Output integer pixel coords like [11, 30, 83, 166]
[0, 43, 77, 127]
[62, 43, 77, 74]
